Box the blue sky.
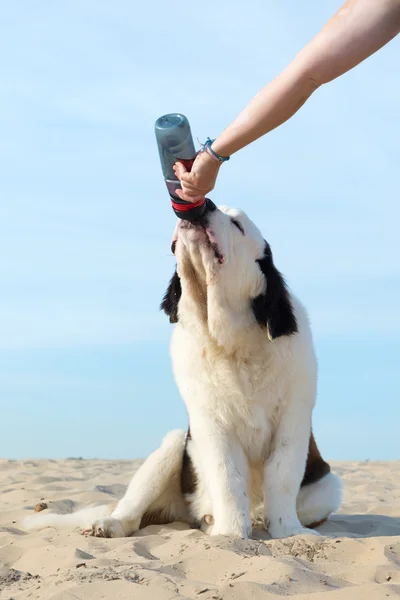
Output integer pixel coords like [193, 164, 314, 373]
[1, 1, 399, 461]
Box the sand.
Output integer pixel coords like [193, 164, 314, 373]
[1, 459, 399, 599]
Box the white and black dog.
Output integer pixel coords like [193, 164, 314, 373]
[25, 200, 341, 539]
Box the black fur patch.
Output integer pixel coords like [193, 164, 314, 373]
[301, 430, 331, 487]
[301, 457, 331, 487]
[160, 269, 182, 323]
[252, 242, 298, 339]
[181, 428, 197, 496]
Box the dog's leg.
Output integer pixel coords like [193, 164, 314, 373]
[263, 404, 320, 539]
[190, 418, 251, 539]
[87, 429, 186, 538]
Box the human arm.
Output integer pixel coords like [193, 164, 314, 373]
[174, 0, 400, 202]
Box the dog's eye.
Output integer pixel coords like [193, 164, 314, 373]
[171, 240, 177, 255]
[231, 219, 244, 235]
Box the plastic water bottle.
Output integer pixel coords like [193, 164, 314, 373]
[154, 113, 207, 220]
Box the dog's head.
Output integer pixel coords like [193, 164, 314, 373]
[161, 201, 297, 347]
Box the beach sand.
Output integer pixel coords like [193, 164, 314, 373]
[1, 459, 399, 599]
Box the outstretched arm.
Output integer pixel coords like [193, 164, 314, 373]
[174, 0, 400, 201]
[212, 0, 400, 156]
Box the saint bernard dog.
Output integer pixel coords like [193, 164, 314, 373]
[24, 200, 342, 539]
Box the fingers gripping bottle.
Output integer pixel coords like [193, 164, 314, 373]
[154, 113, 207, 220]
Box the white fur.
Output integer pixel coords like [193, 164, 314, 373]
[23, 504, 111, 532]
[296, 472, 343, 527]
[25, 205, 341, 539]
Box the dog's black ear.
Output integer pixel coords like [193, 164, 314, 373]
[252, 242, 298, 339]
[160, 269, 182, 324]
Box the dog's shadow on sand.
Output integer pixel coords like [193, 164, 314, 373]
[251, 514, 400, 540]
[316, 513, 400, 538]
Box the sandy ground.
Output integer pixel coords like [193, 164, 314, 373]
[1, 459, 399, 599]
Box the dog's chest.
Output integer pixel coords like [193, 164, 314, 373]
[219, 362, 285, 461]
[212, 356, 286, 461]
[173, 331, 288, 462]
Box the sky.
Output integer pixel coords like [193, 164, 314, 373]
[0, 1, 399, 461]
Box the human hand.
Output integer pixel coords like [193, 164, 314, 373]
[173, 150, 221, 202]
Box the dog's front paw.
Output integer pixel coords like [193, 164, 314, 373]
[267, 518, 321, 539]
[82, 517, 128, 538]
[210, 517, 252, 539]
[283, 526, 321, 538]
